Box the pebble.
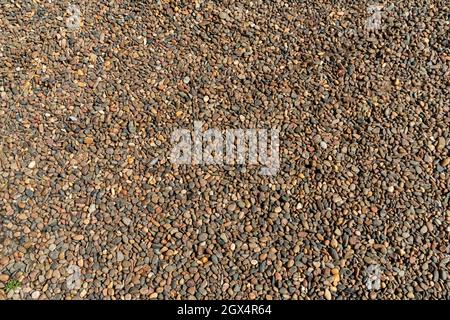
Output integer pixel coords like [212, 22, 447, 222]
[122, 217, 132, 226]
[198, 233, 208, 242]
[420, 225, 428, 234]
[442, 157, 450, 167]
[25, 189, 34, 198]
[219, 11, 230, 20]
[117, 251, 125, 262]
[84, 137, 94, 145]
[0, 274, 9, 282]
[149, 293, 158, 299]
[88, 204, 96, 214]
[437, 137, 446, 150]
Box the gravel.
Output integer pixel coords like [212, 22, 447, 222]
[0, 0, 449, 300]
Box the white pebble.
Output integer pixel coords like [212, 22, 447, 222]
[31, 291, 40, 299]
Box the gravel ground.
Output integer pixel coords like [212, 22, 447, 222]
[0, 0, 449, 300]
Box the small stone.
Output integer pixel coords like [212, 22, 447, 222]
[420, 225, 428, 234]
[25, 188, 34, 197]
[140, 287, 149, 295]
[0, 274, 9, 282]
[151, 194, 159, 204]
[84, 137, 94, 145]
[333, 195, 343, 205]
[324, 289, 332, 300]
[149, 292, 158, 299]
[330, 238, 338, 248]
[274, 272, 282, 281]
[31, 291, 40, 299]
[437, 137, 446, 150]
[128, 121, 136, 134]
[442, 157, 450, 167]
[219, 12, 229, 20]
[122, 217, 132, 226]
[329, 248, 339, 260]
[28, 161, 36, 169]
[186, 280, 195, 287]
